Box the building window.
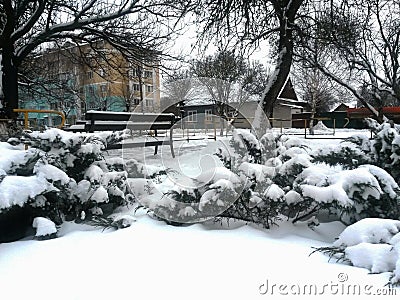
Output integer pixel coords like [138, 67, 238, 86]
[133, 98, 140, 106]
[143, 70, 153, 78]
[205, 109, 213, 122]
[187, 110, 197, 122]
[87, 85, 96, 96]
[145, 99, 153, 107]
[100, 84, 108, 97]
[132, 83, 140, 91]
[87, 71, 94, 80]
[146, 85, 153, 92]
[129, 69, 138, 78]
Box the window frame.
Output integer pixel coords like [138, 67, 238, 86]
[205, 109, 213, 122]
[187, 110, 197, 122]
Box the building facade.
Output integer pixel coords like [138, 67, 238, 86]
[20, 41, 161, 125]
[180, 78, 307, 129]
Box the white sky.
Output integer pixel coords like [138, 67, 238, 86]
[163, 16, 273, 73]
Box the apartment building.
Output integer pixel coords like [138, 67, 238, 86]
[20, 40, 161, 125]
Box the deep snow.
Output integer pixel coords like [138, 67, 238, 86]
[0, 214, 397, 300]
[1, 128, 399, 299]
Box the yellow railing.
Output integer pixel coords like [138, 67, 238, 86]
[13, 109, 65, 129]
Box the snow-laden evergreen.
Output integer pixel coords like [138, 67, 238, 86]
[133, 124, 400, 228]
[316, 218, 400, 285]
[0, 128, 134, 239]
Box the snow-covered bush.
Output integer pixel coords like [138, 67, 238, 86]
[214, 128, 400, 226]
[0, 128, 134, 241]
[231, 129, 262, 163]
[128, 125, 400, 229]
[21, 128, 128, 180]
[313, 122, 400, 183]
[32, 217, 57, 240]
[315, 218, 400, 285]
[140, 166, 243, 225]
[291, 165, 400, 224]
[312, 139, 371, 169]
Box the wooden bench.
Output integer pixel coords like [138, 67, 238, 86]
[67, 110, 177, 158]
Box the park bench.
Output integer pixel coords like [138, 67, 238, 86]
[67, 110, 177, 158]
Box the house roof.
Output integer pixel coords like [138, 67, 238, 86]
[183, 76, 301, 109]
[348, 106, 400, 116]
[278, 78, 298, 100]
[331, 103, 350, 112]
[278, 103, 304, 109]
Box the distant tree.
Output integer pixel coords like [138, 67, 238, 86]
[0, 0, 187, 119]
[18, 49, 84, 122]
[191, 50, 269, 125]
[241, 61, 271, 99]
[297, 0, 400, 122]
[359, 84, 399, 108]
[191, 50, 245, 121]
[294, 67, 337, 111]
[162, 69, 193, 112]
[194, 0, 304, 135]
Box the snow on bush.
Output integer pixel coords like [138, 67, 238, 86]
[20, 128, 128, 180]
[289, 164, 400, 223]
[238, 162, 275, 181]
[316, 218, 400, 285]
[0, 142, 41, 174]
[278, 154, 312, 178]
[313, 122, 400, 183]
[0, 128, 134, 239]
[231, 129, 262, 163]
[333, 218, 400, 247]
[32, 217, 57, 239]
[0, 175, 57, 210]
[199, 179, 238, 211]
[264, 184, 285, 202]
[212, 128, 400, 226]
[139, 166, 243, 224]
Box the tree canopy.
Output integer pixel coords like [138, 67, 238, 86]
[0, 0, 187, 118]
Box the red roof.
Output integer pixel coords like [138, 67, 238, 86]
[347, 107, 400, 117]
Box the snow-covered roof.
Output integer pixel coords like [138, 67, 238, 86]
[184, 98, 212, 106]
[331, 103, 351, 112]
[278, 98, 307, 104]
[278, 103, 304, 109]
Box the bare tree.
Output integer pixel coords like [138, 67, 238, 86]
[191, 50, 245, 119]
[296, 0, 400, 122]
[18, 47, 85, 123]
[192, 51, 267, 111]
[0, 0, 188, 119]
[162, 69, 193, 112]
[293, 65, 339, 134]
[194, 0, 304, 133]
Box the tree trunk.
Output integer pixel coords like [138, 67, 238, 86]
[262, 30, 294, 117]
[2, 1, 19, 120]
[1, 46, 19, 120]
[253, 17, 295, 137]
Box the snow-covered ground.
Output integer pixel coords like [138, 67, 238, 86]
[1, 215, 397, 300]
[1, 128, 399, 299]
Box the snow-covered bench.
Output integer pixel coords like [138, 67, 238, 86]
[66, 110, 177, 158]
